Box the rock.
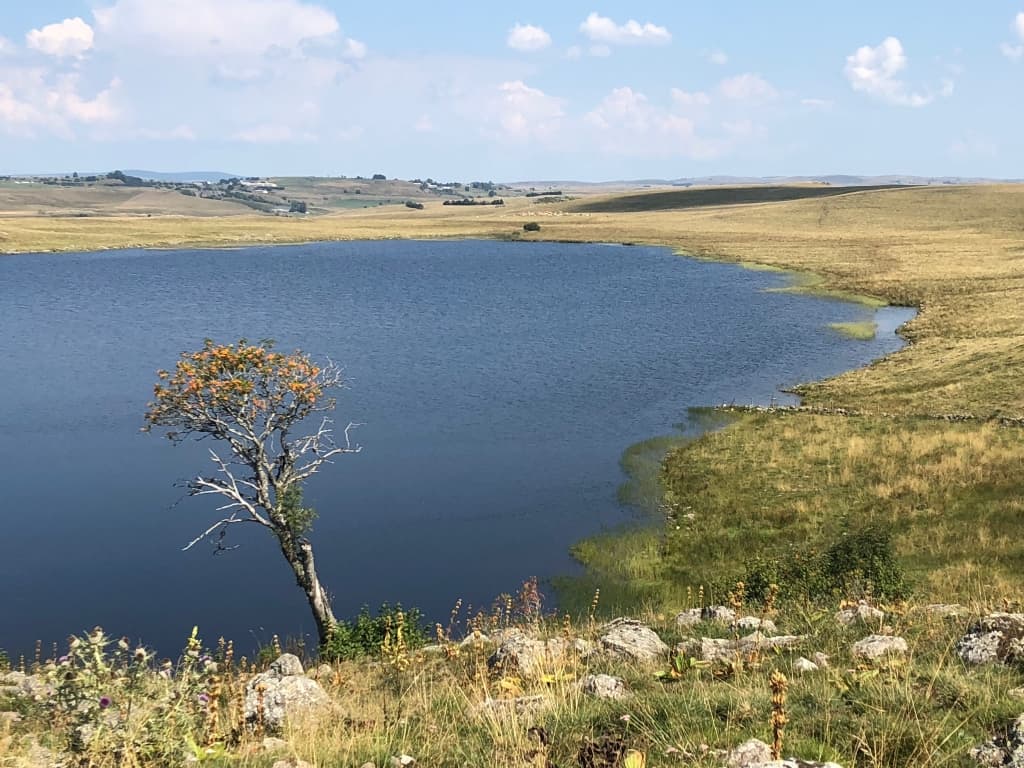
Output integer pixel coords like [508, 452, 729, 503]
[598, 619, 670, 663]
[270, 653, 304, 677]
[735, 617, 778, 634]
[957, 613, 1024, 665]
[261, 736, 289, 752]
[1, 710, 23, 726]
[677, 606, 739, 629]
[487, 630, 589, 677]
[851, 635, 909, 660]
[679, 633, 806, 663]
[740, 761, 844, 768]
[792, 657, 819, 675]
[477, 695, 550, 716]
[725, 738, 772, 767]
[969, 714, 1024, 767]
[308, 664, 333, 680]
[360, 763, 377, 768]
[0, 671, 54, 701]
[579, 674, 627, 700]
[1009, 687, 1024, 700]
[272, 761, 313, 768]
[245, 655, 331, 732]
[389, 755, 416, 768]
[812, 652, 831, 669]
[835, 602, 884, 626]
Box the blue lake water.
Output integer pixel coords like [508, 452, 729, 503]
[0, 240, 914, 654]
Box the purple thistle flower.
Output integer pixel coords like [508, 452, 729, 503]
[99, 696, 111, 709]
[197, 692, 211, 705]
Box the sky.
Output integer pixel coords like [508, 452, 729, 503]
[0, 1, 1022, 181]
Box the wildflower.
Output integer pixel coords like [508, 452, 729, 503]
[620, 714, 631, 723]
[197, 692, 211, 706]
[134, 647, 148, 663]
[57, 655, 70, 665]
[118, 637, 130, 651]
[99, 696, 111, 709]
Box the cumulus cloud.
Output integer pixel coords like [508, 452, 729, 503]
[844, 37, 940, 107]
[413, 114, 433, 132]
[507, 23, 551, 52]
[134, 124, 197, 140]
[584, 86, 721, 158]
[0, 36, 15, 56]
[671, 88, 711, 108]
[1001, 12, 1024, 60]
[706, 50, 728, 65]
[0, 69, 119, 136]
[488, 80, 564, 142]
[719, 73, 778, 103]
[92, 0, 339, 57]
[579, 13, 671, 46]
[26, 17, 95, 58]
[342, 38, 367, 59]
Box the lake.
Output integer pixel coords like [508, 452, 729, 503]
[0, 240, 914, 655]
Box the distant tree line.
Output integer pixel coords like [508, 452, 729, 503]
[442, 198, 504, 206]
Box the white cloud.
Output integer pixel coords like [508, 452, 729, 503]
[413, 114, 433, 132]
[844, 37, 939, 107]
[585, 86, 721, 158]
[26, 17, 95, 58]
[1002, 12, 1024, 59]
[565, 45, 582, 59]
[0, 69, 119, 136]
[800, 97, 833, 110]
[507, 23, 551, 52]
[92, 0, 339, 57]
[707, 50, 728, 65]
[488, 80, 564, 142]
[719, 73, 778, 103]
[579, 12, 671, 46]
[342, 38, 367, 59]
[0, 36, 15, 56]
[671, 88, 711, 108]
[589, 45, 611, 58]
[135, 124, 197, 140]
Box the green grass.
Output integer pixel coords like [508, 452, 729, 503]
[829, 321, 878, 340]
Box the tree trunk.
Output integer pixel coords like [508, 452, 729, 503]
[279, 535, 337, 646]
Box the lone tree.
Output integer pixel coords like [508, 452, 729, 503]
[144, 339, 359, 644]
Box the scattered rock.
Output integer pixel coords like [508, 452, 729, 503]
[851, 635, 909, 660]
[812, 652, 830, 669]
[835, 602, 885, 626]
[792, 657, 819, 675]
[957, 613, 1024, 666]
[389, 755, 416, 768]
[735, 617, 778, 634]
[678, 633, 806, 663]
[1009, 687, 1024, 700]
[969, 714, 1024, 767]
[360, 763, 377, 768]
[725, 738, 772, 767]
[272, 760, 313, 768]
[740, 761, 843, 768]
[487, 630, 590, 677]
[579, 674, 628, 700]
[261, 736, 289, 753]
[270, 653, 305, 677]
[245, 654, 331, 732]
[598, 619, 670, 663]
[308, 664, 333, 680]
[676, 606, 738, 629]
[0, 671, 54, 701]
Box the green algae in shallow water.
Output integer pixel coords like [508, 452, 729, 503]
[829, 321, 878, 340]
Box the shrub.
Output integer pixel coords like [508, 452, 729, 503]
[320, 604, 427, 662]
[405, 201, 424, 210]
[523, 221, 541, 232]
[740, 525, 910, 604]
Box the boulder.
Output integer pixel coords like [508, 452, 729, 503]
[835, 602, 884, 626]
[679, 633, 806, 663]
[487, 630, 589, 677]
[725, 738, 772, 767]
[923, 603, 968, 618]
[272, 761, 314, 768]
[0, 671, 54, 702]
[792, 657, 819, 675]
[851, 635, 908, 660]
[812, 652, 831, 669]
[969, 714, 1024, 767]
[677, 606, 738, 629]
[598, 619, 669, 663]
[579, 674, 628, 700]
[245, 654, 330, 733]
[957, 613, 1024, 666]
[735, 617, 778, 634]
[739, 761, 843, 768]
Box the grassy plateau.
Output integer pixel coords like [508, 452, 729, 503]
[2, 182, 1024, 767]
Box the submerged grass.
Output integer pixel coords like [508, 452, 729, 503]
[829, 321, 878, 340]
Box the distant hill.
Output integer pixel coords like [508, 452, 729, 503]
[123, 170, 242, 183]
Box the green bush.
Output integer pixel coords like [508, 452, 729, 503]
[320, 604, 427, 662]
[740, 525, 910, 604]
[523, 221, 541, 232]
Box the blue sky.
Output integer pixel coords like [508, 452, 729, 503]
[1, 1, 1022, 180]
